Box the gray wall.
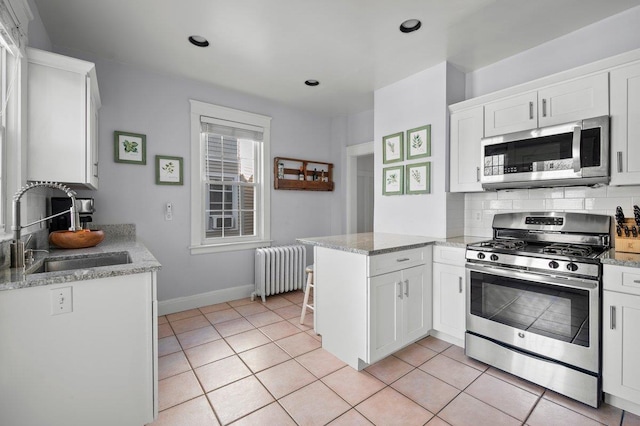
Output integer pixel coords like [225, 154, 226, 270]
[52, 48, 336, 302]
[466, 5, 640, 98]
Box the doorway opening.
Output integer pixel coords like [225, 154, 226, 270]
[346, 142, 374, 234]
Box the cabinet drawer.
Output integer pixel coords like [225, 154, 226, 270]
[369, 248, 426, 277]
[604, 264, 640, 296]
[433, 245, 466, 266]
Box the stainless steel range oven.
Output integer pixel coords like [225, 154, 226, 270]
[465, 212, 610, 408]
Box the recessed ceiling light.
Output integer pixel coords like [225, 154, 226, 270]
[305, 80, 320, 87]
[188, 35, 209, 47]
[399, 19, 421, 33]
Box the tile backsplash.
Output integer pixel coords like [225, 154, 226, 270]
[464, 185, 640, 238]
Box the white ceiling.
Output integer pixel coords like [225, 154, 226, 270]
[33, 0, 640, 116]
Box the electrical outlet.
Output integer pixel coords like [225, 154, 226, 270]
[50, 287, 73, 315]
[165, 202, 173, 221]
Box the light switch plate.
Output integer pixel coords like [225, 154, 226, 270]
[50, 287, 73, 315]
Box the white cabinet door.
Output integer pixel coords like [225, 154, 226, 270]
[27, 48, 101, 189]
[432, 262, 466, 341]
[369, 271, 403, 362]
[603, 290, 640, 404]
[369, 264, 430, 363]
[538, 73, 609, 127]
[610, 62, 640, 186]
[484, 91, 537, 137]
[403, 265, 431, 343]
[483, 73, 608, 138]
[450, 106, 484, 192]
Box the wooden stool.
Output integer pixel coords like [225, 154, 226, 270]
[300, 265, 314, 325]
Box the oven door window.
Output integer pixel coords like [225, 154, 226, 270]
[469, 270, 590, 347]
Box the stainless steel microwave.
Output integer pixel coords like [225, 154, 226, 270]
[480, 115, 609, 189]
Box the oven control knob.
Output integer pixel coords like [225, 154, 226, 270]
[490, 254, 499, 261]
[477, 253, 485, 260]
[549, 261, 559, 269]
[567, 263, 578, 272]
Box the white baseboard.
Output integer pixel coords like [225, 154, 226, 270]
[605, 393, 640, 416]
[158, 284, 255, 316]
[429, 329, 465, 348]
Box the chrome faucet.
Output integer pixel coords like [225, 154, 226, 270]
[10, 181, 82, 268]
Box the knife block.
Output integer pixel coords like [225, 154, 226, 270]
[614, 218, 640, 253]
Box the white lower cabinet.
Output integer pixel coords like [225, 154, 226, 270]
[0, 272, 157, 426]
[369, 265, 429, 363]
[315, 245, 432, 369]
[432, 246, 466, 343]
[603, 264, 640, 409]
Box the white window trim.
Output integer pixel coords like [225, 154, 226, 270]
[189, 100, 271, 254]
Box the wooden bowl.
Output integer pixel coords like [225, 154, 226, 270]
[49, 230, 105, 249]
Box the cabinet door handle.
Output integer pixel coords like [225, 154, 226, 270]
[396, 258, 410, 262]
[476, 166, 480, 182]
[397, 282, 403, 299]
[529, 101, 534, 120]
[94, 162, 99, 178]
[634, 280, 640, 283]
[404, 279, 409, 297]
[458, 277, 463, 293]
[542, 99, 547, 117]
[610, 306, 616, 330]
[617, 151, 623, 173]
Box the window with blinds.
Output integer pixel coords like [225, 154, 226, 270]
[190, 100, 271, 254]
[202, 120, 261, 238]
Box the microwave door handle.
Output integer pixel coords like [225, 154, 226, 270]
[572, 126, 581, 173]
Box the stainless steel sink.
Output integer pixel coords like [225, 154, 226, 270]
[30, 252, 132, 274]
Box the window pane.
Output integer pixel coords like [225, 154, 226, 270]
[240, 186, 254, 210]
[239, 211, 255, 236]
[222, 185, 236, 210]
[238, 139, 254, 183]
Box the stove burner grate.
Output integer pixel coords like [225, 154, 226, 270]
[479, 239, 527, 250]
[542, 243, 593, 258]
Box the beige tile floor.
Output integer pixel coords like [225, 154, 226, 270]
[149, 290, 640, 426]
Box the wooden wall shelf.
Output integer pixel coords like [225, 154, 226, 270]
[274, 157, 334, 191]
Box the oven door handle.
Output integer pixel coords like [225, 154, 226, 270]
[465, 263, 598, 291]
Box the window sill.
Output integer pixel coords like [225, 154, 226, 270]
[189, 239, 272, 255]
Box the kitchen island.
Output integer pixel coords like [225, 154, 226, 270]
[297, 233, 439, 369]
[0, 225, 160, 426]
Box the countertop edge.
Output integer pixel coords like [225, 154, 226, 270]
[0, 237, 161, 291]
[600, 248, 640, 268]
[296, 233, 485, 255]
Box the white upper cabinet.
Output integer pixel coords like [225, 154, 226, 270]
[483, 73, 608, 137]
[484, 91, 538, 137]
[537, 73, 609, 127]
[27, 48, 101, 189]
[450, 106, 484, 192]
[610, 61, 640, 186]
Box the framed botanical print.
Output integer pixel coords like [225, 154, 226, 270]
[382, 165, 404, 195]
[382, 132, 404, 164]
[406, 124, 431, 160]
[406, 162, 430, 194]
[114, 131, 146, 164]
[156, 155, 183, 185]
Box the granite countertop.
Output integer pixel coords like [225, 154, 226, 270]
[600, 249, 640, 268]
[296, 233, 488, 255]
[0, 227, 161, 291]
